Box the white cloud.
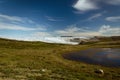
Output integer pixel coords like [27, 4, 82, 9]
[2, 24, 118, 39]
[73, 0, 98, 11]
[55, 25, 100, 37]
[56, 29, 101, 37]
[106, 16, 120, 22]
[99, 25, 110, 33]
[41, 37, 78, 45]
[55, 25, 120, 37]
[99, 25, 120, 36]
[73, 0, 120, 11]
[63, 26, 80, 32]
[33, 32, 52, 37]
[56, 25, 88, 34]
[0, 24, 119, 44]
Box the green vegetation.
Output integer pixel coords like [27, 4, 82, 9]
[0, 38, 120, 80]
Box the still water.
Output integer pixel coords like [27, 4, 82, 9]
[63, 48, 120, 67]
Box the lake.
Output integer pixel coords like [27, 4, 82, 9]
[63, 48, 120, 67]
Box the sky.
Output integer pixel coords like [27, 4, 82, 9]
[0, 0, 120, 41]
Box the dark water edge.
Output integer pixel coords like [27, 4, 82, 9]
[63, 48, 120, 67]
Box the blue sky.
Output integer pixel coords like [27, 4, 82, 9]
[0, 0, 120, 41]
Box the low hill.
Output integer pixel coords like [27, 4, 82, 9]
[0, 37, 120, 80]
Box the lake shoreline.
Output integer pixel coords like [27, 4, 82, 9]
[62, 48, 120, 67]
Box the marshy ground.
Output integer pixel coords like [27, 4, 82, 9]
[0, 38, 120, 80]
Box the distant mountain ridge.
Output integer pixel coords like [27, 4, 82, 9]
[0, 36, 120, 45]
[94, 36, 120, 41]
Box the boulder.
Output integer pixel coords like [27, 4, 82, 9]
[95, 69, 104, 75]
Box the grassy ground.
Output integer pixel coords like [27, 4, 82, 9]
[0, 38, 120, 80]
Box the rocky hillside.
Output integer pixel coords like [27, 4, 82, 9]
[94, 36, 120, 41]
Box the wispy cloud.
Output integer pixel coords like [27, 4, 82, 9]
[0, 13, 52, 42]
[55, 25, 120, 37]
[55, 25, 99, 37]
[45, 16, 63, 21]
[73, 0, 120, 11]
[0, 13, 35, 24]
[105, 16, 120, 22]
[99, 25, 120, 36]
[0, 14, 23, 22]
[88, 13, 102, 21]
[0, 22, 45, 31]
[33, 32, 52, 37]
[0, 13, 46, 31]
[73, 11, 85, 14]
[105, 0, 120, 5]
[87, 11, 106, 21]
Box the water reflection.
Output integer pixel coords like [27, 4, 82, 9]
[63, 48, 120, 67]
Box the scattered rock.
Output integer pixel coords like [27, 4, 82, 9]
[41, 69, 46, 72]
[95, 69, 104, 75]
